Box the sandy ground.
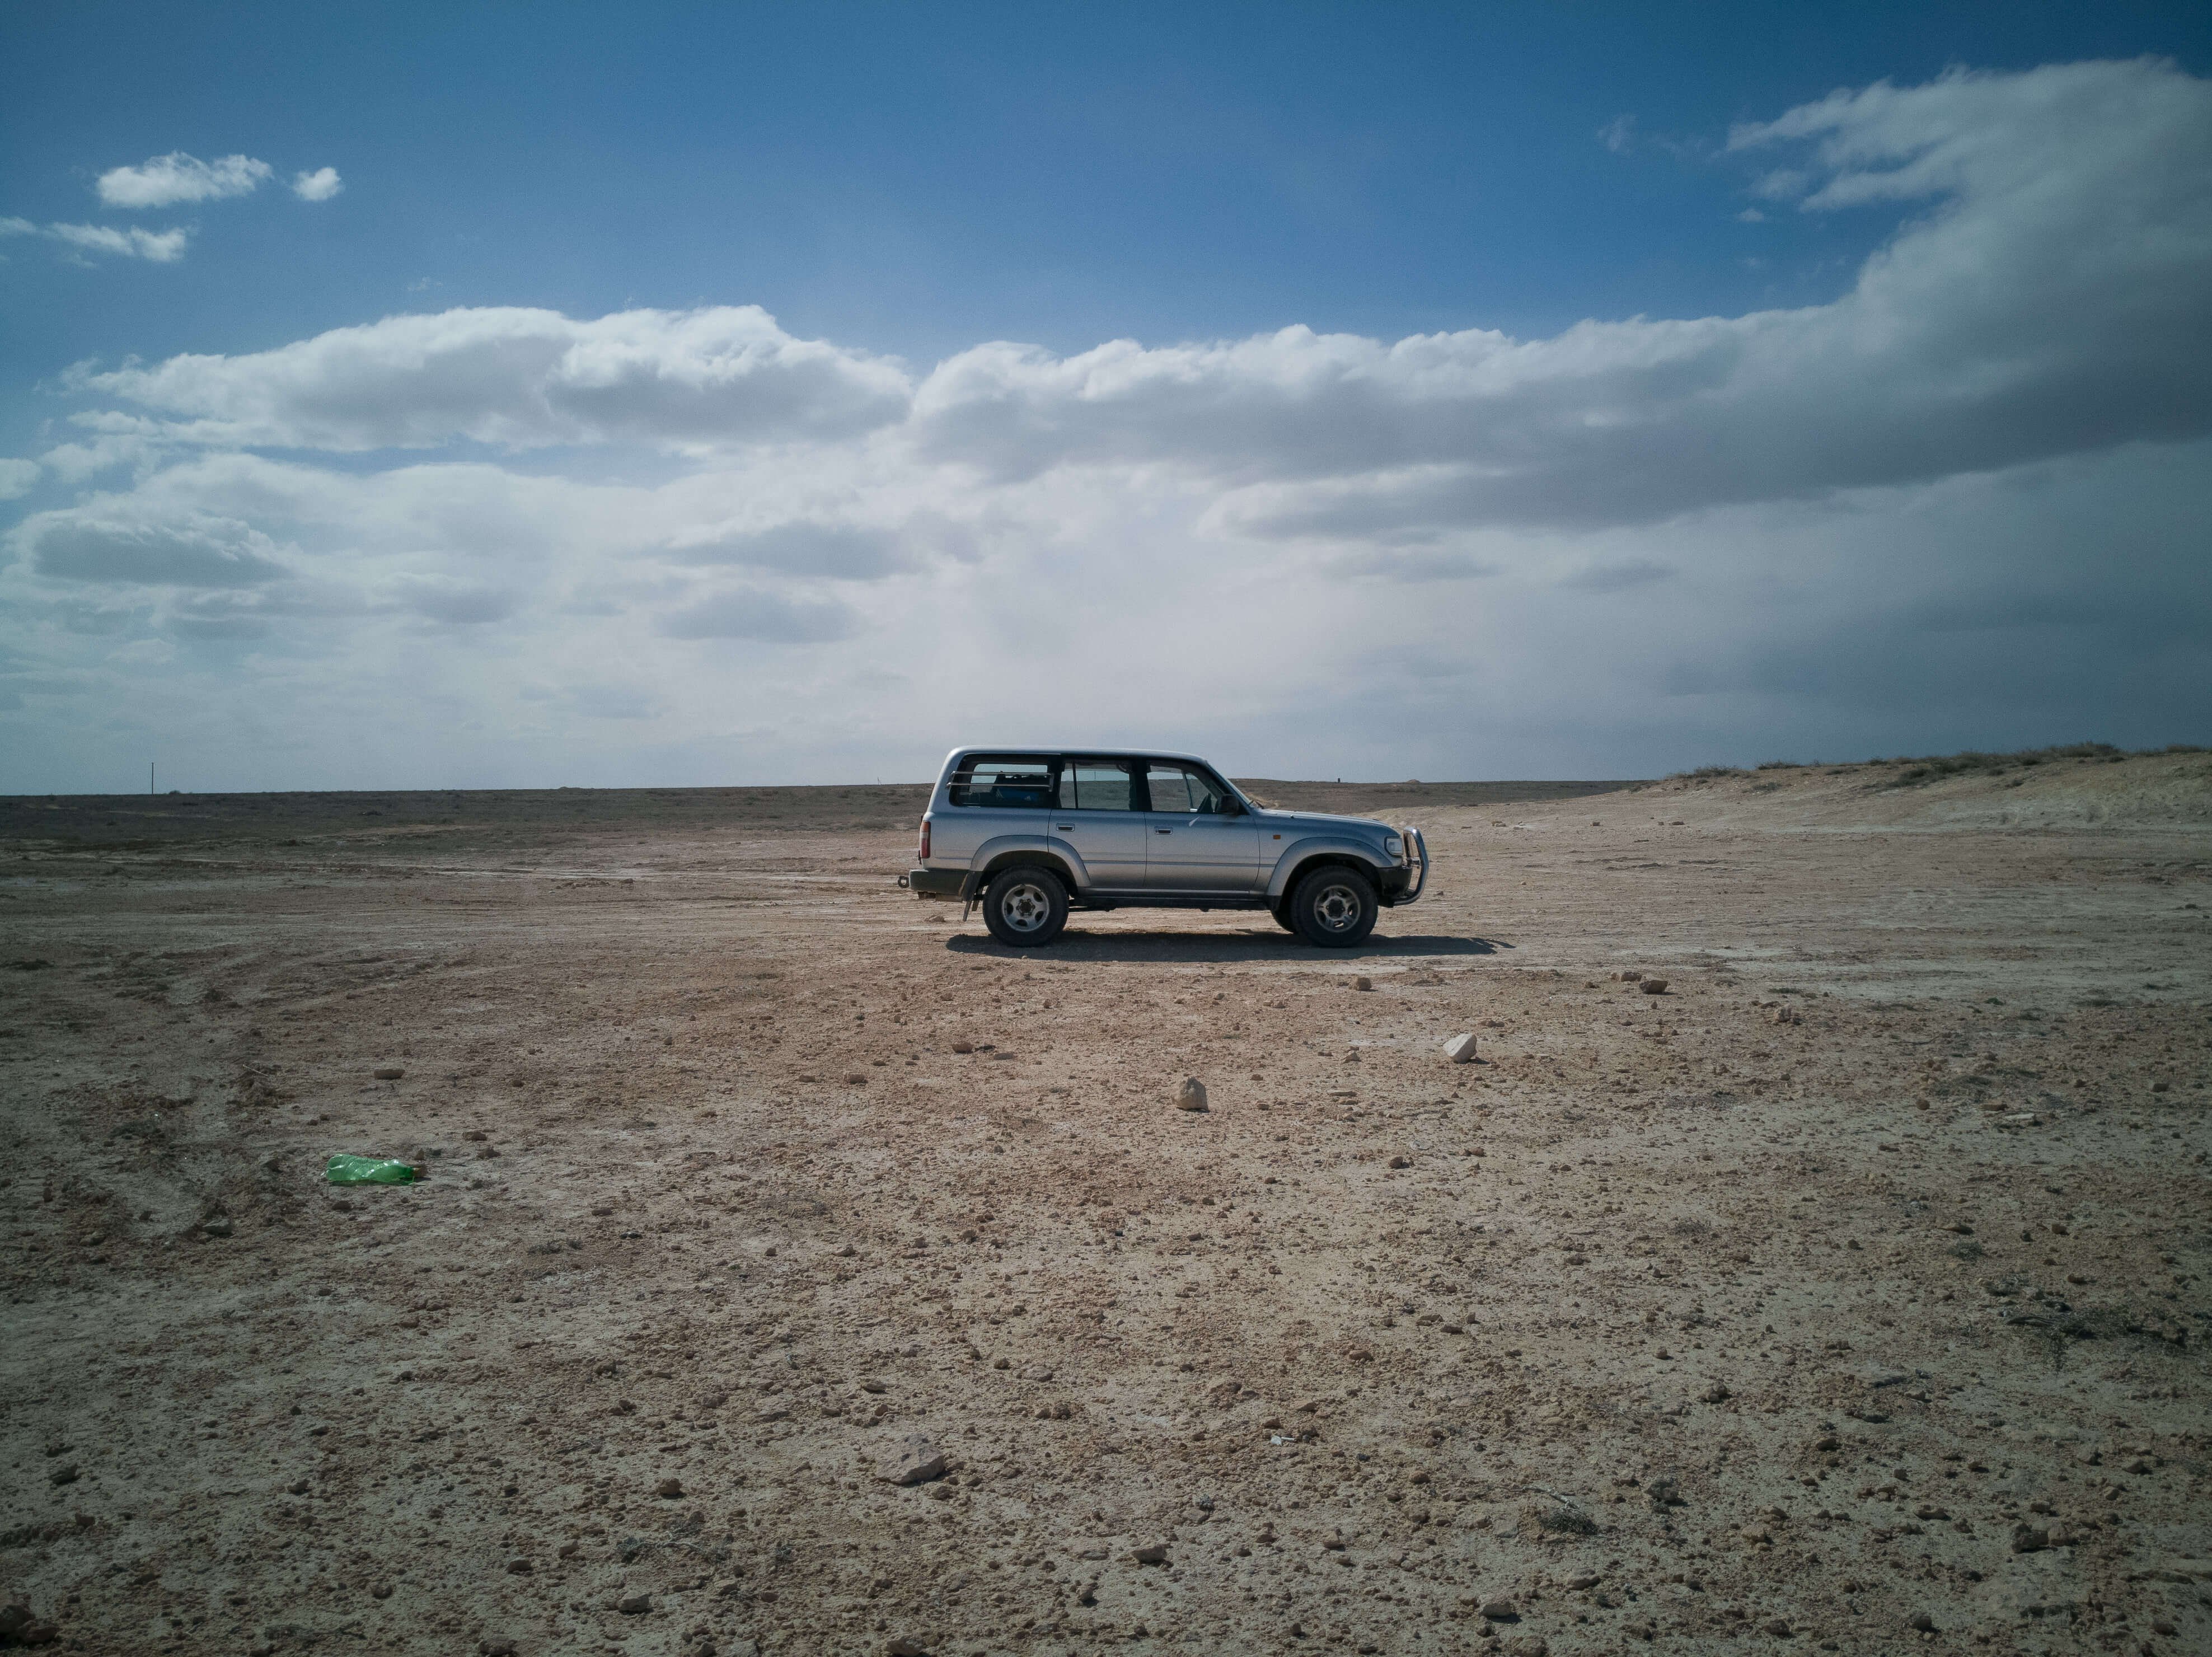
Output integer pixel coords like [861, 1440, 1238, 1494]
[2, 751, 2209, 1657]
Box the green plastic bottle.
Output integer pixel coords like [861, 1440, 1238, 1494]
[325, 1154, 418, 1185]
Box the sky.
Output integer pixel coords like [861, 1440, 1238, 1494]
[2, 2, 2209, 792]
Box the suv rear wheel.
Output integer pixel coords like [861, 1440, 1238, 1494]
[983, 865, 1069, 947]
[1290, 864, 1377, 948]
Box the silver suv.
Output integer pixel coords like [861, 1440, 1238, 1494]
[900, 748, 1427, 948]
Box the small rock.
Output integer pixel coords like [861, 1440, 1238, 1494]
[1505, 1639, 1548, 1657]
[1174, 1078, 1209, 1112]
[875, 1434, 949, 1486]
[373, 1066, 404, 1080]
[754, 1405, 790, 1423]
[885, 1640, 930, 1657]
[1640, 979, 1669, 995]
[952, 1040, 974, 1054]
[1352, 977, 1373, 991]
[859, 1378, 887, 1394]
[1480, 1597, 1519, 1621]
[1567, 1572, 1600, 1590]
[843, 1073, 867, 1085]
[47, 1464, 78, 1486]
[1906, 1612, 1934, 1632]
[199, 1216, 234, 1238]
[1442, 1033, 1479, 1064]
[2011, 1523, 2047, 1553]
[1700, 1383, 1731, 1405]
[655, 1477, 684, 1499]
[1020, 1364, 1055, 1382]
[1614, 970, 1643, 982]
[616, 1593, 653, 1614]
[1762, 1617, 1792, 1637]
[1388, 1155, 1412, 1169]
[1127, 1543, 1169, 1565]
[505, 1556, 532, 1574]
[479, 1641, 519, 1657]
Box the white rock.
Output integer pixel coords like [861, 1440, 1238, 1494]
[1442, 1033, 1479, 1064]
[1175, 1078, 1209, 1112]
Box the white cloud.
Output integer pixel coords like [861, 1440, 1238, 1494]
[656, 586, 861, 642]
[1, 218, 190, 262]
[18, 515, 290, 587]
[292, 167, 343, 202]
[0, 458, 37, 500]
[4, 59, 2209, 789]
[73, 305, 913, 451]
[96, 152, 272, 209]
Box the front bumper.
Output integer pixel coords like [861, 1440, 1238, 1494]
[1379, 827, 1428, 905]
[903, 867, 966, 899]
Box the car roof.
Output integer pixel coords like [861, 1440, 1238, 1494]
[942, 746, 1216, 765]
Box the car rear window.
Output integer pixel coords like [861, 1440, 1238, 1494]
[947, 753, 1057, 808]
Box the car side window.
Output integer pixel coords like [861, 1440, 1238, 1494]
[948, 754, 1057, 808]
[1145, 762, 1227, 815]
[1058, 760, 1137, 811]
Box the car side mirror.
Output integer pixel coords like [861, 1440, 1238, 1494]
[1217, 795, 1245, 817]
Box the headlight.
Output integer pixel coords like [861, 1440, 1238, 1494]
[1384, 833, 1405, 860]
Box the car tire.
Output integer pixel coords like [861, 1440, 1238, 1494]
[983, 865, 1069, 947]
[1289, 864, 1378, 948]
[1269, 902, 1298, 932]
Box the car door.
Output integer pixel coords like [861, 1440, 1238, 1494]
[1142, 760, 1260, 893]
[1047, 757, 1149, 893]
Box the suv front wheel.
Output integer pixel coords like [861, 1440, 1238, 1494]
[983, 865, 1069, 947]
[1289, 864, 1378, 948]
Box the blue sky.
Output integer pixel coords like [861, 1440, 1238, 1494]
[3, 3, 2210, 789]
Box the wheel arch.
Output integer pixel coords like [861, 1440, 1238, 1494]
[1267, 841, 1389, 903]
[977, 846, 1079, 892]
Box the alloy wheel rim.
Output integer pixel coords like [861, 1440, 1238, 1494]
[1001, 883, 1050, 932]
[1314, 883, 1360, 932]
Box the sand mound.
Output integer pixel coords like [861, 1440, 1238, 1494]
[1637, 746, 2212, 831]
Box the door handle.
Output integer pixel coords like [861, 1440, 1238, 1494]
[1155, 828, 1172, 835]
[1055, 824, 1075, 830]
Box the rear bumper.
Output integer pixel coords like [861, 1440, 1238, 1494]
[904, 867, 966, 899]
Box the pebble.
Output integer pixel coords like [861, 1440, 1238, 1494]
[1480, 1597, 1518, 1620]
[1020, 1365, 1054, 1382]
[1388, 1156, 1412, 1169]
[1352, 977, 1372, 991]
[1641, 979, 1669, 994]
[617, 1593, 653, 1615]
[1174, 1078, 1209, 1112]
[373, 1067, 404, 1080]
[875, 1434, 949, 1486]
[1442, 1033, 1479, 1064]
[1907, 1612, 1935, 1632]
[952, 1040, 974, 1054]
[885, 1640, 930, 1657]
[1700, 1383, 1731, 1404]
[1127, 1543, 1170, 1565]
[1761, 1618, 1791, 1636]
[1505, 1639, 1548, 1657]
[478, 1641, 518, 1657]
[655, 1477, 684, 1498]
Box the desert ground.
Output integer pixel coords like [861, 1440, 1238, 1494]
[2, 749, 2208, 1657]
